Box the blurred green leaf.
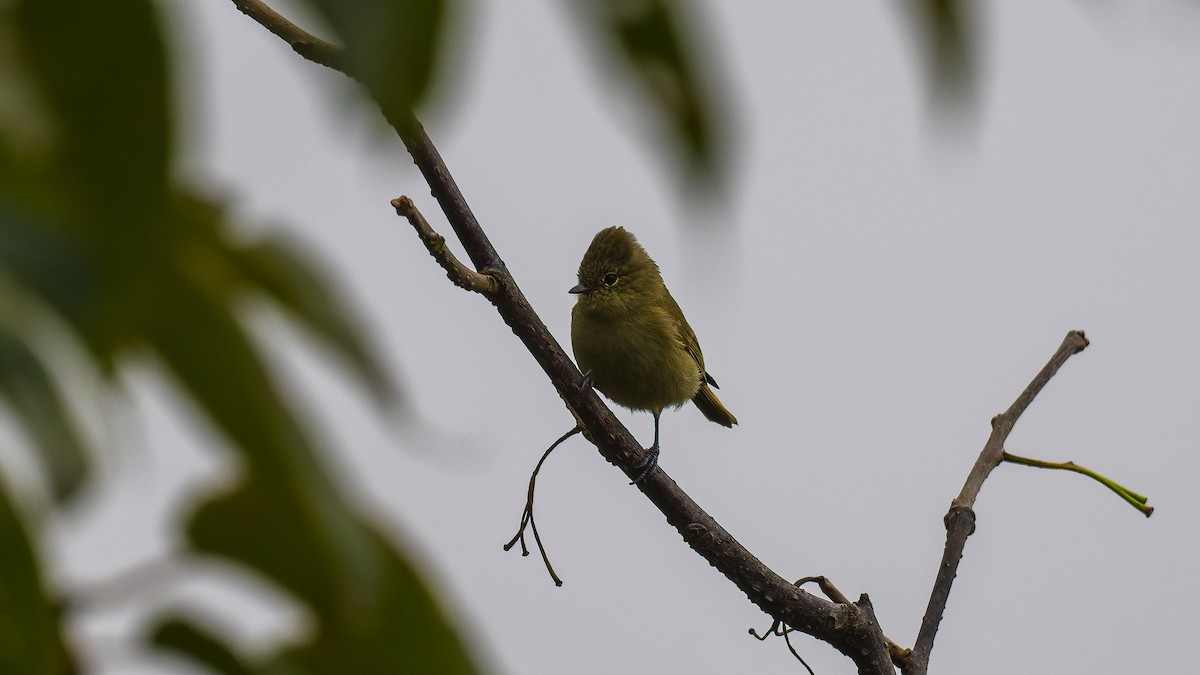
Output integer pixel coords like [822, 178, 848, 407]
[13, 0, 173, 362]
[230, 237, 396, 405]
[0, 205, 96, 343]
[143, 263, 475, 672]
[907, 0, 977, 113]
[15, 0, 170, 218]
[172, 192, 396, 406]
[185, 476, 479, 675]
[151, 617, 254, 675]
[189, 473, 376, 626]
[146, 269, 379, 602]
[0, 482, 75, 674]
[576, 0, 722, 185]
[0, 325, 89, 504]
[269, 519, 478, 674]
[302, 0, 447, 117]
[5, 1, 464, 673]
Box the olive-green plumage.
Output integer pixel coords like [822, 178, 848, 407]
[570, 227, 736, 460]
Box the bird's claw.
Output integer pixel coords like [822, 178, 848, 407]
[629, 445, 660, 485]
[580, 370, 595, 391]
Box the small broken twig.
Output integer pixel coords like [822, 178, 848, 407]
[793, 575, 851, 605]
[392, 197, 501, 295]
[749, 619, 815, 675]
[504, 426, 582, 586]
[751, 576, 909, 672]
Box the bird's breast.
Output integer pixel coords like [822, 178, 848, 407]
[571, 304, 700, 413]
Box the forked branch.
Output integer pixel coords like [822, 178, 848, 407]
[902, 330, 1150, 675]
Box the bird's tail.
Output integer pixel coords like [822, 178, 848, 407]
[692, 383, 737, 428]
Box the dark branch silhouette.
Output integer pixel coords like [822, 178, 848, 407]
[229, 3, 1153, 672]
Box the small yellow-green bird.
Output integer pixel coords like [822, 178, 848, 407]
[570, 226, 736, 483]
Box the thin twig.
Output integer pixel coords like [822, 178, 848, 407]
[783, 631, 817, 675]
[1002, 451, 1153, 517]
[749, 619, 816, 675]
[504, 426, 581, 586]
[794, 576, 851, 605]
[392, 197, 501, 295]
[905, 330, 1090, 675]
[957, 331, 1092, 510]
[230, 0, 349, 74]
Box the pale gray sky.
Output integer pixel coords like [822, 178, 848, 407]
[61, 1, 1200, 673]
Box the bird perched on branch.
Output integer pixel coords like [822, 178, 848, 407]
[569, 226, 736, 483]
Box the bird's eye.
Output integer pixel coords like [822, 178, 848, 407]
[603, 273, 618, 286]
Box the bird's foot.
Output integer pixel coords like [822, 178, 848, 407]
[629, 445, 660, 485]
[580, 370, 595, 391]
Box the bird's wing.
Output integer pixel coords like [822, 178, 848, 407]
[665, 294, 707, 379]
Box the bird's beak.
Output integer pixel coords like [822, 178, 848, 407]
[569, 282, 589, 295]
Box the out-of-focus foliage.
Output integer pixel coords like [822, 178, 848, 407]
[0, 0, 476, 672]
[903, 0, 977, 114]
[0, 0, 974, 671]
[573, 0, 725, 188]
[0, 325, 89, 503]
[0, 485, 75, 674]
[151, 619, 255, 675]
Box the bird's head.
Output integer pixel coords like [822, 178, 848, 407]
[569, 227, 662, 307]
